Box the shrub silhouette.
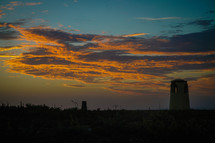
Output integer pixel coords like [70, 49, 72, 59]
[0, 104, 215, 142]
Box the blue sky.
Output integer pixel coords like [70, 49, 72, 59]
[2, 0, 215, 36]
[0, 0, 215, 109]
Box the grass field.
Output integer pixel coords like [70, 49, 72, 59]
[0, 104, 215, 143]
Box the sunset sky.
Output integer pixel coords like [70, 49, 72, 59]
[1, 0, 215, 109]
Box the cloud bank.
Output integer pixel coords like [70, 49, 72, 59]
[1, 24, 215, 96]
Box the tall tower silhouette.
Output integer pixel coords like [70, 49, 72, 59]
[169, 79, 190, 110]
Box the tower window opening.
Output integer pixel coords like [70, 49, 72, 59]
[175, 86, 178, 94]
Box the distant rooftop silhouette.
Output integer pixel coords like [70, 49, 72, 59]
[81, 101, 87, 111]
[172, 79, 186, 82]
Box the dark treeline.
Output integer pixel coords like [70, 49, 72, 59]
[0, 104, 215, 143]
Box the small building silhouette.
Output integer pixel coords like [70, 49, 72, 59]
[81, 101, 87, 111]
[169, 79, 190, 110]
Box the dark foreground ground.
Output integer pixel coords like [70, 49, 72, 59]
[0, 104, 215, 143]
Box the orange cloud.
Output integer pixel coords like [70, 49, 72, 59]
[5, 42, 169, 95]
[189, 76, 215, 95]
[58, 24, 64, 27]
[0, 23, 7, 27]
[0, 1, 42, 17]
[0, 46, 22, 52]
[122, 33, 148, 37]
[25, 2, 42, 6]
[0, 54, 20, 58]
[40, 10, 48, 13]
[0, 10, 5, 18]
[8, 25, 64, 46]
[6, 39, 199, 96]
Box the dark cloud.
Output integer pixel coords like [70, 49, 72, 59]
[79, 50, 131, 62]
[209, 10, 215, 14]
[0, 19, 29, 40]
[171, 19, 215, 31]
[64, 84, 86, 88]
[23, 48, 53, 55]
[26, 28, 80, 42]
[25, 27, 116, 44]
[20, 57, 73, 65]
[0, 30, 18, 40]
[177, 62, 215, 70]
[171, 23, 185, 29]
[188, 19, 214, 27]
[168, 28, 215, 52]
[0, 19, 29, 28]
[137, 27, 215, 53]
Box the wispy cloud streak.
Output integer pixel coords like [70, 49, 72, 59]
[63, 84, 86, 88]
[25, 2, 42, 6]
[135, 17, 181, 21]
[122, 33, 148, 37]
